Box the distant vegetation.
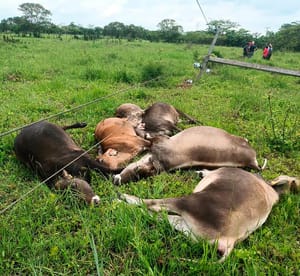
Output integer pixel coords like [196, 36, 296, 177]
[1, 3, 300, 51]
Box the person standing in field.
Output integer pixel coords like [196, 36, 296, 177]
[263, 44, 269, 59]
[243, 41, 257, 58]
[266, 43, 273, 60]
[263, 43, 273, 60]
[243, 42, 250, 57]
[248, 41, 257, 57]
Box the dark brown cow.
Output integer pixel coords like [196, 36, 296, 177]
[120, 167, 299, 261]
[115, 102, 198, 138]
[113, 126, 265, 184]
[14, 121, 112, 204]
[138, 102, 181, 138]
[94, 117, 151, 170]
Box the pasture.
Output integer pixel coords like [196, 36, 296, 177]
[0, 36, 299, 275]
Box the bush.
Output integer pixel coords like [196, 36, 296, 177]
[140, 62, 166, 87]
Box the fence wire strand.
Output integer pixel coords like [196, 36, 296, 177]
[0, 140, 103, 215]
[0, 77, 161, 138]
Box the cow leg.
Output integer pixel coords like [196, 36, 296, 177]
[119, 193, 143, 205]
[214, 237, 236, 262]
[195, 169, 214, 178]
[121, 194, 182, 215]
[113, 153, 156, 185]
[167, 215, 196, 240]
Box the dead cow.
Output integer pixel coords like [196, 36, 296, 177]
[115, 103, 144, 127]
[14, 121, 112, 204]
[120, 167, 299, 261]
[114, 126, 265, 184]
[115, 102, 198, 138]
[140, 102, 181, 137]
[94, 117, 151, 170]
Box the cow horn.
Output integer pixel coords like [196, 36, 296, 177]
[62, 170, 72, 179]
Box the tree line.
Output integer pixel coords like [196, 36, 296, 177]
[1, 3, 299, 52]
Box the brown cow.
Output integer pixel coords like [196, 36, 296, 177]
[14, 121, 111, 204]
[115, 103, 144, 127]
[120, 167, 299, 262]
[113, 126, 265, 184]
[94, 117, 151, 170]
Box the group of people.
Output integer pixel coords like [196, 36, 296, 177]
[243, 41, 273, 60]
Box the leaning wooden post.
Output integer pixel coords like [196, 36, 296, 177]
[195, 27, 221, 82]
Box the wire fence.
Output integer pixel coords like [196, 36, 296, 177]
[0, 76, 163, 215]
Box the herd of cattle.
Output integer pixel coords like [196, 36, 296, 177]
[13, 101, 299, 261]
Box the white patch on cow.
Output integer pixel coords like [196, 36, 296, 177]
[167, 215, 197, 240]
[193, 173, 222, 193]
[113, 174, 122, 185]
[121, 193, 143, 205]
[91, 195, 100, 205]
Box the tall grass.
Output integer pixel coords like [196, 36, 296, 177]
[0, 36, 299, 274]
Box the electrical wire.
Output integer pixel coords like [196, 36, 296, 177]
[195, 0, 209, 26]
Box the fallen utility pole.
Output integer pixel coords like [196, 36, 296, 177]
[208, 56, 300, 77]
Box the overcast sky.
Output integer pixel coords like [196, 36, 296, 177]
[1, 0, 299, 34]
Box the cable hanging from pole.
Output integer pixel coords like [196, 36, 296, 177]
[196, 0, 209, 26]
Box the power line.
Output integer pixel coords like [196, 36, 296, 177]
[196, 0, 209, 26]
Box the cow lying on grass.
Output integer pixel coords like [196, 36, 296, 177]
[115, 102, 198, 138]
[94, 117, 151, 170]
[120, 167, 299, 262]
[14, 121, 112, 204]
[114, 126, 265, 184]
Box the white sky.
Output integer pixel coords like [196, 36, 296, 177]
[1, 0, 299, 35]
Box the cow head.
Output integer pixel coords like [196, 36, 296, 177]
[115, 103, 144, 127]
[270, 175, 300, 195]
[55, 170, 100, 205]
[113, 153, 157, 185]
[97, 148, 131, 171]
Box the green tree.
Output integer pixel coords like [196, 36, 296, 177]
[207, 19, 239, 33]
[18, 3, 52, 36]
[103, 22, 126, 38]
[275, 22, 300, 51]
[157, 19, 183, 42]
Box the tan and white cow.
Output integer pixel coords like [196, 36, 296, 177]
[113, 126, 266, 184]
[120, 167, 299, 261]
[94, 117, 151, 170]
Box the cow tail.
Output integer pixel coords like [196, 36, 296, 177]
[62, 122, 87, 130]
[175, 108, 201, 125]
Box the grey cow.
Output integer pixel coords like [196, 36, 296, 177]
[114, 126, 266, 184]
[120, 167, 299, 262]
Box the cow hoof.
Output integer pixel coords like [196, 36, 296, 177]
[120, 193, 141, 205]
[91, 195, 100, 205]
[113, 174, 122, 185]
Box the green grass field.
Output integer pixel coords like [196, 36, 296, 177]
[0, 36, 299, 275]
